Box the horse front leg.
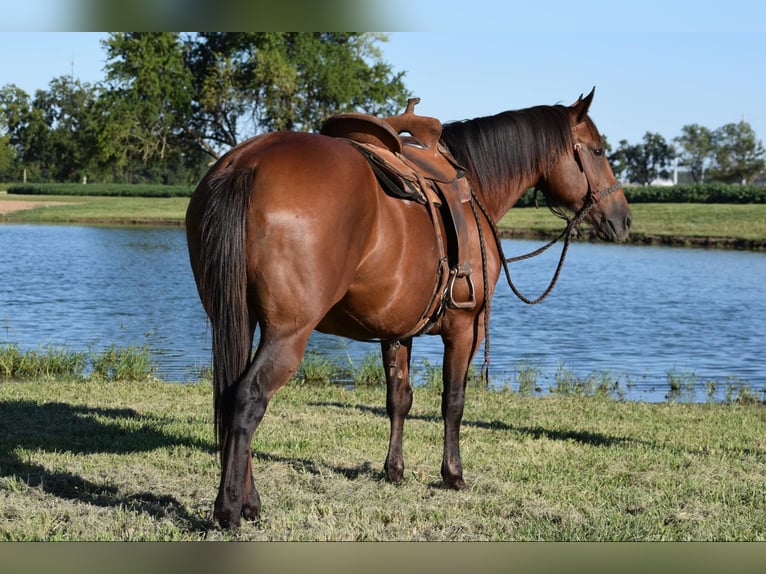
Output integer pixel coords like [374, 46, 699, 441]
[381, 338, 413, 483]
[440, 326, 482, 490]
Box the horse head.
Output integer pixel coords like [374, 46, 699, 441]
[537, 88, 632, 242]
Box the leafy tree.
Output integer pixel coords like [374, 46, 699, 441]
[184, 32, 410, 159]
[32, 76, 99, 181]
[1, 33, 410, 183]
[709, 121, 765, 184]
[99, 32, 193, 181]
[611, 132, 676, 186]
[0, 133, 14, 179]
[674, 124, 714, 183]
[0, 84, 48, 180]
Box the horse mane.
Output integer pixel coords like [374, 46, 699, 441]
[440, 104, 575, 198]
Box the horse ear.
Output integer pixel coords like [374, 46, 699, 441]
[570, 87, 596, 123]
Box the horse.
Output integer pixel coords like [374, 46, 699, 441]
[185, 88, 632, 528]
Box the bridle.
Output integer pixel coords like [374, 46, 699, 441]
[474, 135, 622, 304]
[467, 129, 622, 380]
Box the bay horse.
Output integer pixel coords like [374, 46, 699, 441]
[185, 88, 631, 528]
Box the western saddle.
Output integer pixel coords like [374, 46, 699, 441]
[321, 98, 477, 326]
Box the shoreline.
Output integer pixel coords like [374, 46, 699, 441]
[3, 216, 764, 251]
[498, 228, 766, 251]
[2, 194, 765, 251]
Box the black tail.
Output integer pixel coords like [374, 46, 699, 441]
[192, 167, 254, 455]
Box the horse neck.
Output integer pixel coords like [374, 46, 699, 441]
[441, 107, 569, 224]
[471, 170, 543, 224]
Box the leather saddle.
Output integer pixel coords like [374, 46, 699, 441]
[321, 98, 476, 313]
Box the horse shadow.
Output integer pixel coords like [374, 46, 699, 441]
[0, 399, 216, 532]
[310, 400, 650, 450]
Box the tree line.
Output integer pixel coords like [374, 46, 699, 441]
[608, 121, 765, 186]
[0, 32, 410, 185]
[2, 32, 764, 187]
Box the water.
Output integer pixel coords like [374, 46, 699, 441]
[1, 223, 764, 402]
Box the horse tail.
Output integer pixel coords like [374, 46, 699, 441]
[192, 166, 254, 456]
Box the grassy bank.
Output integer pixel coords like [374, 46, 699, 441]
[1, 376, 765, 541]
[2, 192, 766, 248]
[0, 193, 187, 225]
[498, 203, 766, 249]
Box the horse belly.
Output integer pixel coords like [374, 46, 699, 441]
[316, 201, 443, 341]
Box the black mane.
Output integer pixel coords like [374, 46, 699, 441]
[440, 105, 574, 197]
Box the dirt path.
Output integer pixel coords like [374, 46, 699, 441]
[0, 200, 70, 215]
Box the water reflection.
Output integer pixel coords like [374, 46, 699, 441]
[1, 224, 764, 402]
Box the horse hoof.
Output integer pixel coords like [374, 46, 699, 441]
[241, 490, 262, 522]
[384, 458, 404, 483]
[443, 476, 467, 491]
[214, 509, 242, 529]
[214, 499, 243, 529]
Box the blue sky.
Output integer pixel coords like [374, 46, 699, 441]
[1, 5, 765, 148]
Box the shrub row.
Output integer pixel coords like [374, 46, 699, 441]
[517, 183, 766, 206]
[622, 183, 766, 204]
[7, 181, 766, 203]
[7, 183, 194, 197]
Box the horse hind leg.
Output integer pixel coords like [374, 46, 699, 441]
[214, 326, 311, 528]
[382, 338, 413, 483]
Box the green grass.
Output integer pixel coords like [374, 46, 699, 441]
[1, 377, 765, 541]
[0, 193, 188, 225]
[0, 343, 155, 383]
[499, 203, 766, 243]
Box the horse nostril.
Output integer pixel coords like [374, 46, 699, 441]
[625, 214, 632, 230]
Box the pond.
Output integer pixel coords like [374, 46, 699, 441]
[1, 223, 764, 402]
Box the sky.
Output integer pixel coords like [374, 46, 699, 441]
[0, 2, 765, 147]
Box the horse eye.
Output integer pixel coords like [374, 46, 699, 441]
[593, 147, 603, 157]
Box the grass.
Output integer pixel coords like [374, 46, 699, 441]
[0, 193, 188, 225]
[1, 372, 765, 541]
[499, 203, 766, 245]
[0, 343, 155, 383]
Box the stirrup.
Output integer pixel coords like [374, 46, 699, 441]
[447, 263, 476, 310]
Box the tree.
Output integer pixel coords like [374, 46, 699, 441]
[99, 32, 193, 181]
[0, 84, 47, 180]
[611, 132, 676, 185]
[184, 32, 410, 159]
[674, 124, 714, 183]
[709, 120, 765, 184]
[32, 76, 99, 181]
[0, 133, 14, 179]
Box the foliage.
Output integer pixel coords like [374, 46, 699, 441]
[7, 182, 193, 197]
[99, 33, 196, 182]
[0, 133, 13, 179]
[183, 32, 410, 158]
[0, 33, 410, 185]
[674, 124, 714, 183]
[621, 182, 766, 203]
[611, 132, 676, 185]
[88, 345, 155, 382]
[709, 121, 766, 184]
[0, 343, 154, 382]
[0, 343, 86, 380]
[613, 121, 765, 186]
